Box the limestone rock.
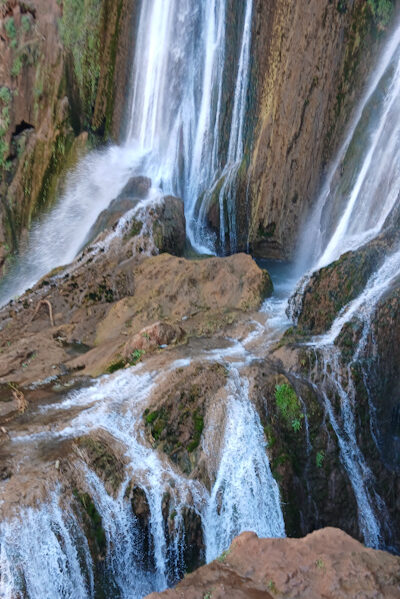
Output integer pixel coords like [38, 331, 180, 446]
[145, 528, 400, 599]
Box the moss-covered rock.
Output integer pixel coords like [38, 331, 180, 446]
[0, 0, 137, 274]
[296, 241, 387, 334]
[143, 363, 227, 476]
[75, 435, 125, 494]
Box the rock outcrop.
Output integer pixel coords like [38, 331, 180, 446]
[0, 197, 272, 385]
[145, 528, 400, 599]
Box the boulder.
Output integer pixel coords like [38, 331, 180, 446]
[122, 322, 185, 358]
[294, 241, 387, 334]
[152, 195, 186, 256]
[145, 528, 400, 599]
[118, 175, 152, 199]
[84, 176, 152, 244]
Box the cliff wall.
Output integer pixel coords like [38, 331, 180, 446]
[244, 0, 396, 258]
[0, 0, 136, 274]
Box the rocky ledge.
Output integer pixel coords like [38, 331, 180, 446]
[146, 528, 400, 599]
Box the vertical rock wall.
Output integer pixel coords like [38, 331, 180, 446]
[0, 0, 137, 275]
[244, 0, 397, 259]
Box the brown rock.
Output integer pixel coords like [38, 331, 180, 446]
[122, 322, 185, 358]
[145, 528, 400, 599]
[0, 246, 272, 383]
[245, 1, 388, 259]
[0, 0, 138, 274]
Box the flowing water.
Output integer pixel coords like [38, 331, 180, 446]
[1, 2, 400, 597]
[288, 18, 400, 550]
[0, 0, 253, 305]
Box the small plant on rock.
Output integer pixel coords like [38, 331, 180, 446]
[129, 348, 145, 365]
[316, 450, 325, 468]
[274, 383, 304, 432]
[367, 0, 393, 29]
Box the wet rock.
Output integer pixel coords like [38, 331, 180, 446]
[295, 241, 387, 334]
[152, 195, 186, 256]
[0, 211, 272, 384]
[75, 434, 126, 495]
[143, 362, 227, 478]
[145, 528, 400, 599]
[85, 176, 152, 244]
[122, 322, 185, 359]
[118, 176, 152, 199]
[85, 196, 141, 244]
[129, 485, 154, 570]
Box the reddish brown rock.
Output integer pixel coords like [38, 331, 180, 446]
[0, 0, 137, 274]
[245, 1, 390, 259]
[146, 528, 400, 599]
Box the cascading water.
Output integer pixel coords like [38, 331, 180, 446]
[0, 0, 253, 306]
[297, 21, 400, 274]
[0, 355, 284, 598]
[2, 3, 400, 598]
[204, 368, 285, 562]
[285, 19, 400, 550]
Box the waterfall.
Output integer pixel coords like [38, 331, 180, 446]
[203, 368, 285, 562]
[0, 0, 253, 306]
[284, 20, 400, 550]
[0, 493, 94, 599]
[0, 359, 284, 598]
[300, 245, 400, 547]
[297, 22, 400, 274]
[127, 0, 253, 253]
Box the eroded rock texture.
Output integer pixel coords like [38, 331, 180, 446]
[243, 0, 392, 258]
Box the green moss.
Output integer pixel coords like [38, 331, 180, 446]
[129, 349, 145, 366]
[124, 218, 143, 240]
[59, 0, 103, 126]
[144, 409, 159, 425]
[367, 0, 393, 28]
[316, 450, 325, 468]
[187, 411, 204, 453]
[0, 87, 11, 105]
[106, 359, 125, 374]
[4, 17, 17, 42]
[264, 423, 276, 448]
[275, 383, 304, 432]
[0, 87, 11, 168]
[74, 490, 106, 554]
[21, 14, 31, 33]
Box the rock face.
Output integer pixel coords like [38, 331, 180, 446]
[145, 528, 400, 599]
[0, 0, 137, 274]
[241, 0, 393, 258]
[294, 241, 387, 334]
[143, 362, 227, 479]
